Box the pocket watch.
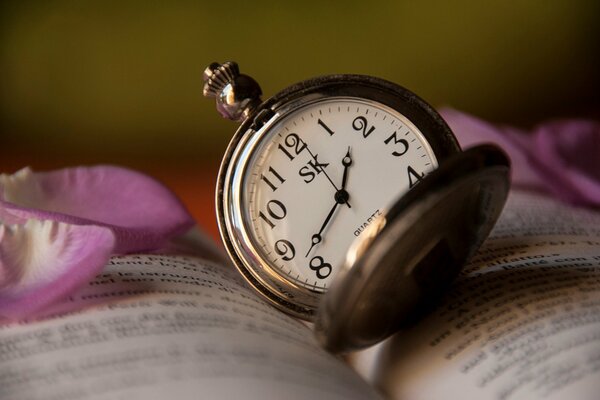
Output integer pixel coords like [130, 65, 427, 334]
[203, 62, 510, 353]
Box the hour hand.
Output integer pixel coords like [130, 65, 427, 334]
[335, 146, 352, 208]
[341, 147, 352, 190]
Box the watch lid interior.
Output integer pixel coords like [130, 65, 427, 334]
[314, 145, 511, 353]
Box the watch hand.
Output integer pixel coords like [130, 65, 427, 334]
[305, 147, 355, 258]
[340, 146, 352, 190]
[305, 146, 355, 257]
[305, 201, 340, 257]
[332, 146, 352, 208]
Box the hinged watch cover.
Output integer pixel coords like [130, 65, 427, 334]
[314, 145, 510, 353]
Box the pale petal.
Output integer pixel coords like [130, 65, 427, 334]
[530, 120, 600, 207]
[0, 219, 115, 318]
[0, 165, 194, 252]
[440, 108, 542, 189]
[440, 108, 600, 207]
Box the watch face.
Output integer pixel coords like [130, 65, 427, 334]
[238, 97, 438, 293]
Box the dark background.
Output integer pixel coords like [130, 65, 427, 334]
[1, 0, 599, 238]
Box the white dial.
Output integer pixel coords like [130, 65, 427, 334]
[242, 98, 438, 292]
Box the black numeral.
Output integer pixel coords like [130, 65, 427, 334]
[274, 239, 295, 261]
[260, 166, 286, 191]
[317, 119, 335, 136]
[407, 166, 424, 188]
[384, 131, 409, 157]
[258, 199, 287, 229]
[278, 133, 307, 161]
[352, 116, 375, 138]
[309, 256, 332, 279]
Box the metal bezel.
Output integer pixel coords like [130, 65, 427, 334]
[216, 75, 461, 320]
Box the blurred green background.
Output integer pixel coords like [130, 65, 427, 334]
[1, 0, 599, 169]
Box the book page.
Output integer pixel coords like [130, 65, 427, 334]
[0, 255, 381, 400]
[369, 191, 600, 400]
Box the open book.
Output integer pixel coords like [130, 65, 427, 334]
[1, 190, 599, 400]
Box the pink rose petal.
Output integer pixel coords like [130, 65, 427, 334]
[0, 165, 197, 320]
[440, 108, 600, 208]
[0, 219, 115, 319]
[439, 108, 542, 189]
[530, 120, 600, 206]
[0, 166, 195, 252]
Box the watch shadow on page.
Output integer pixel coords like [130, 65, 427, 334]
[372, 261, 600, 399]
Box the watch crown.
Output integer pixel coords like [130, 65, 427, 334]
[202, 61, 239, 98]
[203, 61, 262, 121]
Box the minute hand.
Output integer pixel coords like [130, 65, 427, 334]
[305, 201, 339, 257]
